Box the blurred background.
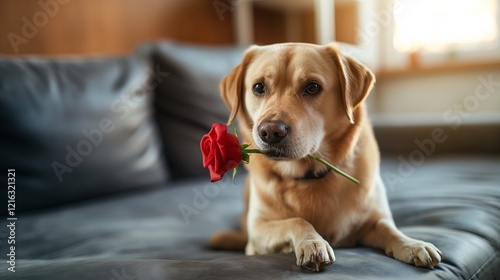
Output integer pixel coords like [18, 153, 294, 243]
[2, 3, 500, 279]
[1, 0, 499, 133]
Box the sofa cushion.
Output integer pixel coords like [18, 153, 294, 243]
[0, 54, 168, 212]
[3, 156, 499, 279]
[147, 42, 245, 179]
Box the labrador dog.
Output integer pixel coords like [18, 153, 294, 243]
[209, 43, 442, 271]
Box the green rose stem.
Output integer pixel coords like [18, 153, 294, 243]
[241, 147, 359, 184]
[307, 155, 359, 184]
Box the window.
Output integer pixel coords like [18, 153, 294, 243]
[393, 0, 498, 53]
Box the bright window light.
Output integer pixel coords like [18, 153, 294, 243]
[393, 0, 498, 52]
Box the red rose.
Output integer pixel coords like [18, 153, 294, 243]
[200, 123, 242, 182]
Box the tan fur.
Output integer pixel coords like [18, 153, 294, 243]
[209, 43, 442, 271]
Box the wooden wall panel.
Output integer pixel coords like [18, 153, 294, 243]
[0, 0, 235, 55]
[0, 0, 358, 55]
[335, 2, 358, 45]
[253, 6, 286, 45]
[301, 2, 358, 45]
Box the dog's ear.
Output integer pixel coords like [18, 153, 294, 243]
[326, 43, 375, 124]
[220, 47, 256, 125]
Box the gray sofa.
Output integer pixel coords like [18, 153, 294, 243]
[1, 42, 499, 280]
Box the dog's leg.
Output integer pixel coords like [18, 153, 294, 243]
[360, 175, 442, 268]
[248, 217, 335, 272]
[360, 217, 442, 268]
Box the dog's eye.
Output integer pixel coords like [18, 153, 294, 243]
[304, 82, 321, 96]
[253, 83, 266, 96]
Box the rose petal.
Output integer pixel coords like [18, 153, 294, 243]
[208, 165, 223, 182]
[200, 135, 214, 167]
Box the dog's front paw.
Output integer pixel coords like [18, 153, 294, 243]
[295, 239, 335, 272]
[388, 239, 442, 269]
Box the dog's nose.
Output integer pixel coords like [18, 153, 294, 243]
[257, 121, 289, 144]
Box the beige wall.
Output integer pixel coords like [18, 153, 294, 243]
[372, 69, 500, 123]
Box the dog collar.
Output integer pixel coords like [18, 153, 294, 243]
[295, 168, 331, 180]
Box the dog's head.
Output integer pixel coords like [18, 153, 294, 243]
[221, 43, 374, 161]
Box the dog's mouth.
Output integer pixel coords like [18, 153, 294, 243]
[259, 145, 308, 161]
[261, 148, 291, 160]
